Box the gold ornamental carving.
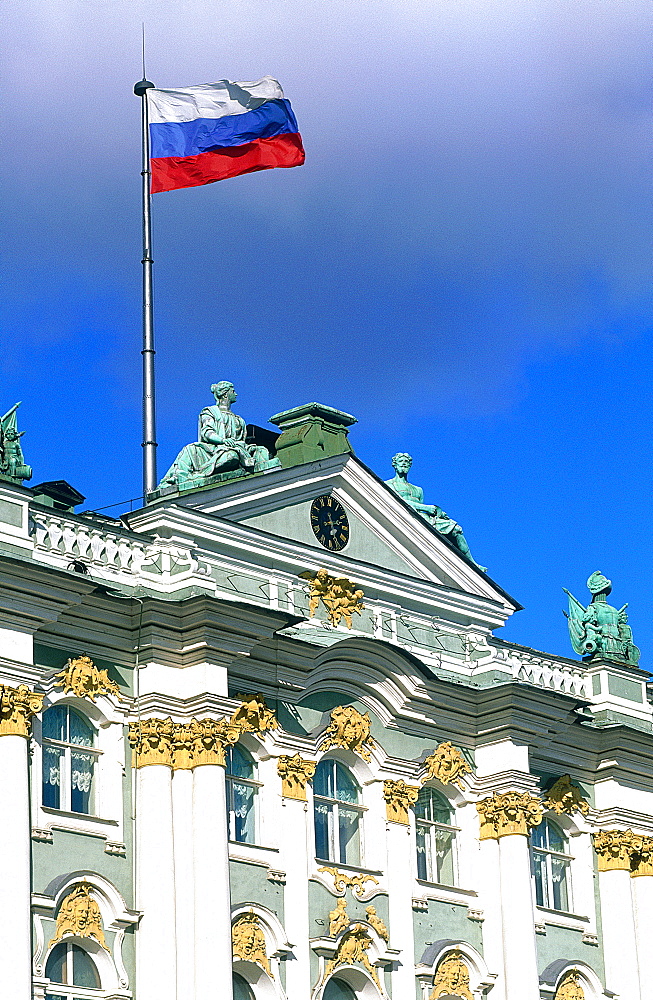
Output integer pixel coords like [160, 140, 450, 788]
[383, 779, 419, 825]
[0, 683, 43, 738]
[477, 791, 543, 840]
[365, 905, 388, 942]
[592, 829, 639, 872]
[423, 742, 472, 790]
[328, 898, 349, 937]
[554, 970, 585, 1000]
[543, 775, 590, 817]
[229, 693, 278, 736]
[302, 568, 365, 628]
[232, 909, 273, 977]
[51, 883, 109, 951]
[429, 950, 473, 1000]
[324, 924, 381, 990]
[186, 717, 238, 768]
[53, 655, 120, 702]
[318, 866, 380, 899]
[277, 753, 316, 800]
[630, 833, 653, 877]
[321, 705, 374, 761]
[129, 717, 175, 768]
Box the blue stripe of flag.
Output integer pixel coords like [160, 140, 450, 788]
[149, 98, 299, 159]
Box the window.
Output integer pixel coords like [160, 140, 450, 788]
[323, 977, 358, 1000]
[226, 745, 259, 844]
[232, 972, 255, 1000]
[415, 787, 457, 885]
[314, 760, 363, 866]
[45, 942, 101, 999]
[42, 706, 98, 815]
[531, 818, 572, 911]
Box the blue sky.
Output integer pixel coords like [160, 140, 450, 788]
[2, 0, 652, 663]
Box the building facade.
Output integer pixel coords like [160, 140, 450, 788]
[0, 400, 652, 1000]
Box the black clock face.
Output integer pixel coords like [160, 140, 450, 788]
[310, 495, 350, 551]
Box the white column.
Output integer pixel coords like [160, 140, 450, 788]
[476, 837, 505, 1000]
[632, 874, 653, 997]
[280, 795, 312, 999]
[136, 763, 177, 1000]
[0, 733, 32, 1000]
[598, 869, 641, 1000]
[386, 819, 415, 998]
[193, 762, 233, 1000]
[498, 833, 540, 1000]
[172, 768, 195, 999]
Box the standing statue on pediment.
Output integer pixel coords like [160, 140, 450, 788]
[564, 571, 640, 664]
[159, 382, 280, 489]
[0, 403, 32, 484]
[385, 454, 486, 572]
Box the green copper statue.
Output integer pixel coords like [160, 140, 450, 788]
[385, 453, 486, 571]
[159, 382, 280, 490]
[564, 571, 640, 664]
[0, 403, 32, 484]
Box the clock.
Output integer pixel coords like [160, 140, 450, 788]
[310, 495, 350, 551]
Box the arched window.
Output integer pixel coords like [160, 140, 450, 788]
[45, 941, 101, 998]
[42, 706, 98, 815]
[226, 745, 259, 844]
[531, 818, 572, 911]
[313, 760, 363, 866]
[414, 787, 457, 885]
[323, 977, 358, 1000]
[232, 972, 255, 1000]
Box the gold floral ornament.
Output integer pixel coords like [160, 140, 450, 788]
[543, 775, 590, 817]
[318, 867, 380, 899]
[429, 950, 473, 1000]
[51, 883, 109, 952]
[554, 970, 585, 1000]
[232, 910, 273, 978]
[187, 716, 238, 767]
[0, 683, 43, 738]
[365, 906, 388, 942]
[329, 898, 349, 937]
[229, 693, 278, 737]
[301, 569, 365, 628]
[477, 791, 542, 840]
[383, 779, 419, 825]
[53, 655, 120, 702]
[423, 742, 472, 790]
[277, 753, 316, 800]
[592, 829, 640, 871]
[128, 717, 175, 768]
[321, 705, 374, 761]
[324, 924, 381, 990]
[630, 833, 653, 877]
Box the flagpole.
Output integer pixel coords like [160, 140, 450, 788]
[134, 74, 157, 496]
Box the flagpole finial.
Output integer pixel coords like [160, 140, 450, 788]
[134, 79, 155, 96]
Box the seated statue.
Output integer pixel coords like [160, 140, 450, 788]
[159, 381, 280, 489]
[385, 453, 486, 572]
[564, 571, 640, 664]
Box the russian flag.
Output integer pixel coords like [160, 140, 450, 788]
[147, 77, 305, 194]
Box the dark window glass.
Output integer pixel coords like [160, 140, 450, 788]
[323, 977, 358, 1000]
[233, 972, 255, 1000]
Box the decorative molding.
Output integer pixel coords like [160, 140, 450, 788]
[383, 779, 419, 824]
[324, 924, 381, 989]
[543, 775, 589, 817]
[185, 717, 237, 768]
[53, 655, 120, 702]
[50, 883, 109, 952]
[554, 970, 585, 1000]
[365, 905, 388, 942]
[593, 829, 653, 876]
[317, 866, 380, 899]
[630, 833, 653, 877]
[104, 841, 127, 857]
[429, 949, 474, 1000]
[232, 909, 273, 978]
[581, 932, 598, 946]
[0, 683, 43, 738]
[31, 827, 53, 843]
[303, 568, 365, 628]
[422, 742, 472, 789]
[477, 791, 543, 839]
[320, 705, 374, 761]
[328, 898, 349, 937]
[412, 897, 429, 912]
[129, 717, 175, 768]
[229, 693, 278, 736]
[266, 869, 287, 885]
[277, 753, 316, 800]
[130, 716, 240, 769]
[466, 908, 484, 923]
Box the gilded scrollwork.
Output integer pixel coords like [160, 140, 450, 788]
[543, 775, 590, 817]
[422, 742, 472, 790]
[302, 568, 365, 628]
[592, 829, 640, 872]
[0, 683, 43, 738]
[51, 883, 109, 952]
[53, 655, 120, 702]
[630, 833, 653, 877]
[317, 866, 380, 899]
[554, 970, 585, 1000]
[277, 753, 316, 800]
[232, 909, 273, 977]
[476, 791, 542, 840]
[429, 950, 473, 1000]
[320, 705, 374, 761]
[383, 779, 419, 825]
[229, 693, 278, 736]
[324, 924, 381, 990]
[128, 717, 175, 768]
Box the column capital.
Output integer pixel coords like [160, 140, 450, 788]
[630, 833, 653, 877]
[0, 683, 43, 738]
[186, 716, 237, 768]
[278, 753, 316, 800]
[383, 779, 419, 824]
[129, 717, 175, 767]
[477, 790, 542, 839]
[593, 828, 653, 875]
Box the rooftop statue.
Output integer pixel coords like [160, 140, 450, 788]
[159, 381, 280, 490]
[385, 453, 486, 572]
[0, 403, 32, 485]
[564, 571, 640, 664]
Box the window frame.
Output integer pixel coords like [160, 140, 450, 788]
[531, 817, 573, 912]
[414, 785, 459, 886]
[313, 759, 365, 867]
[44, 940, 103, 1000]
[225, 744, 263, 845]
[41, 705, 101, 816]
